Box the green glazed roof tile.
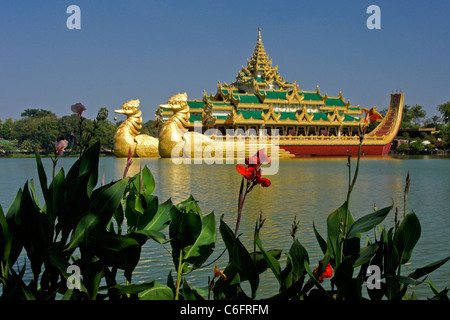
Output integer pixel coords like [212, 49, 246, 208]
[325, 98, 346, 107]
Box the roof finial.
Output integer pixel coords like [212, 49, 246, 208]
[258, 26, 262, 43]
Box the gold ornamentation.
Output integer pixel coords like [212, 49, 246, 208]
[114, 99, 159, 157]
[158, 93, 214, 158]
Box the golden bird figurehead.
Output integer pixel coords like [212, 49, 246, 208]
[115, 99, 140, 115]
[159, 92, 189, 113]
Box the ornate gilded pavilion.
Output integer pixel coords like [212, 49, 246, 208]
[155, 27, 363, 138]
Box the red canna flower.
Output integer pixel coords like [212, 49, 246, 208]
[254, 168, 271, 187]
[257, 176, 271, 188]
[313, 261, 333, 282]
[236, 164, 256, 180]
[235, 149, 272, 236]
[237, 149, 272, 187]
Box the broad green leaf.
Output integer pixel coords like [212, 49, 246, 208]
[68, 178, 128, 249]
[130, 229, 169, 245]
[113, 281, 174, 300]
[138, 195, 159, 229]
[17, 182, 51, 280]
[61, 288, 74, 300]
[142, 198, 173, 232]
[218, 218, 259, 298]
[334, 257, 353, 284]
[353, 243, 379, 267]
[232, 234, 259, 298]
[326, 201, 354, 263]
[35, 149, 49, 208]
[176, 195, 202, 216]
[409, 255, 450, 280]
[0, 204, 12, 262]
[256, 231, 281, 283]
[313, 221, 327, 255]
[68, 213, 98, 250]
[49, 168, 65, 223]
[139, 281, 174, 300]
[170, 199, 202, 253]
[182, 280, 205, 300]
[284, 239, 309, 283]
[132, 165, 155, 195]
[253, 249, 282, 275]
[219, 217, 237, 263]
[5, 188, 24, 265]
[347, 205, 393, 238]
[386, 274, 422, 286]
[182, 211, 216, 272]
[393, 211, 421, 264]
[78, 141, 100, 196]
[89, 177, 129, 228]
[92, 232, 141, 281]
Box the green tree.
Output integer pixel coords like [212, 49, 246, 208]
[21, 109, 55, 118]
[57, 114, 79, 140]
[410, 104, 426, 126]
[92, 119, 116, 151]
[21, 139, 41, 153]
[410, 139, 425, 152]
[0, 118, 13, 140]
[401, 105, 413, 128]
[141, 120, 158, 137]
[9, 109, 58, 151]
[36, 118, 59, 149]
[437, 101, 449, 123]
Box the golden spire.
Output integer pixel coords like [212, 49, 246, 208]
[232, 27, 292, 89]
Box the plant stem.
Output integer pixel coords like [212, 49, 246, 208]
[340, 138, 363, 264]
[234, 178, 246, 236]
[346, 139, 363, 205]
[175, 249, 183, 300]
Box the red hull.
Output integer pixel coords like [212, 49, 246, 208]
[280, 143, 392, 157]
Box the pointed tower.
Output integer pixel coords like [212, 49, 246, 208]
[233, 27, 295, 92]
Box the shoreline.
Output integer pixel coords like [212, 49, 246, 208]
[1, 149, 449, 159]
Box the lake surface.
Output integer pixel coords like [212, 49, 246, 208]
[0, 155, 448, 299]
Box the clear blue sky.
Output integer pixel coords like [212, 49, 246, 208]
[1, 0, 449, 122]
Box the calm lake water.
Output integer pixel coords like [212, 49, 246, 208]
[0, 155, 448, 299]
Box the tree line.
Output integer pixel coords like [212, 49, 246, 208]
[377, 101, 449, 128]
[1, 102, 449, 155]
[0, 107, 158, 155]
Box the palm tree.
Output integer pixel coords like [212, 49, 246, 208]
[437, 102, 449, 123]
[410, 104, 426, 126]
[431, 115, 440, 125]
